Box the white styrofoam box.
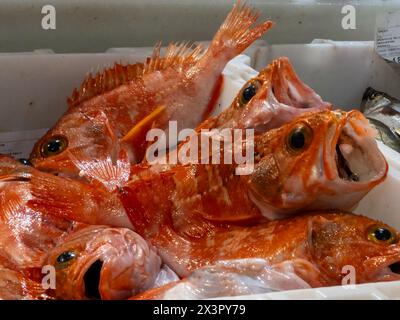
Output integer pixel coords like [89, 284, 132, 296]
[356, 142, 400, 230]
[1, 1, 400, 53]
[222, 280, 400, 300]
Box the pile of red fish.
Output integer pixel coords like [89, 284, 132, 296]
[0, 1, 399, 300]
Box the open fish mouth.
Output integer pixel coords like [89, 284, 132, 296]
[366, 255, 400, 282]
[83, 259, 103, 300]
[331, 111, 388, 185]
[335, 143, 359, 182]
[389, 261, 400, 274]
[271, 57, 332, 110]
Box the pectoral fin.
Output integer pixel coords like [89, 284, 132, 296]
[121, 105, 166, 144]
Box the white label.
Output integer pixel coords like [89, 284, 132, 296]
[376, 11, 400, 63]
[0, 129, 48, 159]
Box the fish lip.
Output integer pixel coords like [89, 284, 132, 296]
[29, 157, 84, 180]
[326, 110, 388, 188]
[272, 57, 332, 110]
[364, 252, 400, 282]
[249, 62, 332, 132]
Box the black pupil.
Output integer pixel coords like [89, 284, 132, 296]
[290, 129, 306, 149]
[18, 158, 32, 166]
[57, 251, 76, 264]
[242, 83, 257, 102]
[374, 228, 392, 241]
[46, 139, 62, 153]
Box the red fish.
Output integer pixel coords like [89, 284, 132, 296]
[202, 56, 331, 132]
[114, 111, 387, 276]
[131, 211, 400, 296]
[145, 56, 331, 167]
[0, 156, 174, 300]
[21, 111, 387, 231]
[45, 225, 169, 300]
[0, 155, 130, 228]
[29, 1, 274, 182]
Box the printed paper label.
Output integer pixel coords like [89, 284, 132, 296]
[376, 11, 400, 65]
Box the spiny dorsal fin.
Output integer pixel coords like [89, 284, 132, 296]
[67, 42, 204, 108]
[67, 62, 145, 108]
[143, 41, 204, 74]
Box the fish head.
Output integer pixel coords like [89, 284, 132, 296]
[46, 225, 161, 300]
[219, 57, 331, 132]
[29, 109, 119, 179]
[307, 212, 400, 284]
[245, 110, 388, 218]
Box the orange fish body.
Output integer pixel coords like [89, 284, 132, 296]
[122, 109, 387, 224]
[148, 56, 331, 166]
[0, 266, 50, 300]
[119, 110, 388, 275]
[207, 56, 331, 132]
[0, 156, 75, 270]
[21, 111, 387, 238]
[131, 211, 400, 299]
[0, 156, 176, 300]
[0, 155, 131, 228]
[45, 225, 169, 300]
[29, 1, 274, 179]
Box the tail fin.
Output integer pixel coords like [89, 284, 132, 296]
[207, 1, 274, 58]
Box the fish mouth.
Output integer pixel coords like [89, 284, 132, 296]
[330, 111, 388, 185]
[83, 260, 103, 300]
[335, 141, 360, 182]
[389, 261, 400, 274]
[272, 57, 332, 110]
[366, 254, 400, 282]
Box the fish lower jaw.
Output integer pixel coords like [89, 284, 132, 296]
[329, 118, 387, 187]
[369, 266, 400, 282]
[366, 256, 400, 282]
[248, 191, 292, 220]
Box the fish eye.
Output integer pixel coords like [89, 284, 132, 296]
[56, 251, 77, 266]
[40, 136, 68, 157]
[367, 225, 397, 245]
[286, 123, 313, 152]
[239, 80, 262, 106]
